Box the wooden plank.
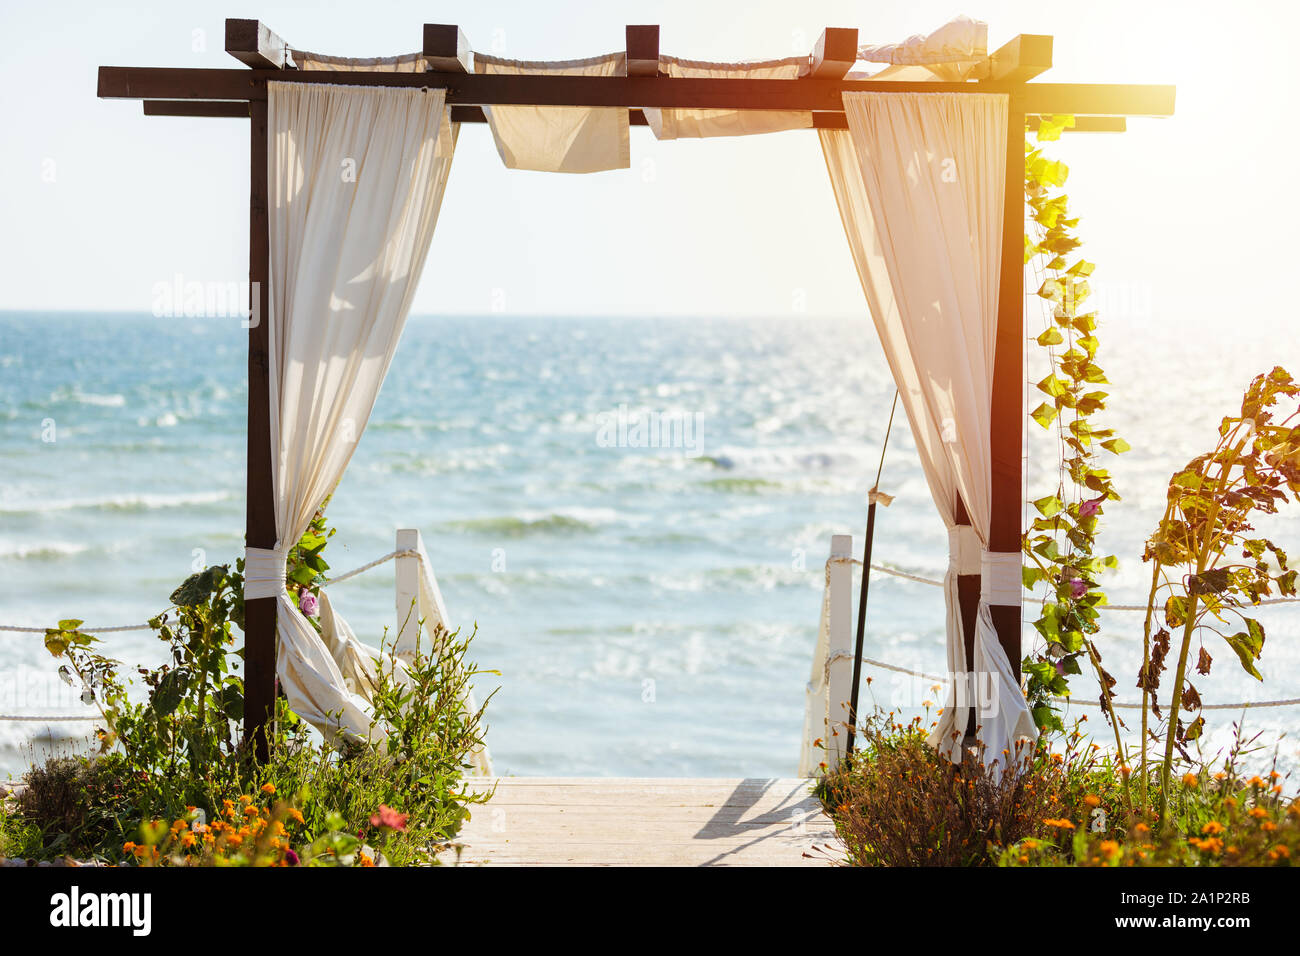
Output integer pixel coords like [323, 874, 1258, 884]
[423, 23, 470, 73]
[626, 25, 659, 76]
[987, 105, 1027, 683]
[225, 18, 293, 70]
[451, 778, 836, 866]
[808, 27, 858, 78]
[989, 34, 1053, 82]
[143, 100, 248, 118]
[243, 98, 276, 764]
[96, 68, 1177, 117]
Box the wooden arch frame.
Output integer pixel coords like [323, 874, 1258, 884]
[97, 19, 1175, 760]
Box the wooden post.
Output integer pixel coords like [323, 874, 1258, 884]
[808, 28, 858, 78]
[825, 534, 854, 771]
[394, 529, 421, 655]
[626, 25, 659, 76]
[243, 96, 276, 763]
[987, 105, 1028, 685]
[423, 24, 471, 73]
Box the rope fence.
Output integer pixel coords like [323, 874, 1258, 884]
[0, 549, 413, 723]
[3, 549, 1299, 722]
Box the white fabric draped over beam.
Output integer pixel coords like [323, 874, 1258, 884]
[820, 92, 1036, 770]
[642, 56, 812, 140]
[856, 14, 989, 82]
[244, 82, 458, 745]
[474, 52, 630, 173]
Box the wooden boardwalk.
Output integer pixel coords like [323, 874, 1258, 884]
[449, 777, 838, 866]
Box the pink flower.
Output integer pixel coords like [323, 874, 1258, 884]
[1069, 577, 1088, 600]
[369, 804, 408, 831]
[298, 589, 319, 617]
[1079, 497, 1103, 518]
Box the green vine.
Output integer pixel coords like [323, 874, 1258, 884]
[1021, 115, 1129, 738]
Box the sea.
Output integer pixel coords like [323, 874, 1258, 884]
[2, 311, 1298, 780]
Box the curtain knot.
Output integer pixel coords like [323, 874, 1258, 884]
[244, 545, 289, 600]
[947, 525, 982, 575]
[980, 550, 1021, 607]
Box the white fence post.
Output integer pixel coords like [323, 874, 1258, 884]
[395, 528, 422, 658]
[825, 533, 854, 772]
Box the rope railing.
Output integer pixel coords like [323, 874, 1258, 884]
[829, 555, 1300, 610]
[0, 548, 414, 723]
[817, 556, 1300, 714]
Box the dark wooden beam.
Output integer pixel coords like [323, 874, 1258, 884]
[1029, 114, 1126, 133]
[225, 18, 293, 70]
[244, 98, 276, 764]
[626, 25, 659, 77]
[423, 24, 470, 72]
[144, 100, 249, 118]
[808, 27, 858, 78]
[988, 103, 1028, 685]
[97, 68, 1177, 117]
[989, 34, 1053, 82]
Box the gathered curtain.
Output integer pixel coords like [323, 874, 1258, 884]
[243, 82, 458, 744]
[642, 56, 812, 140]
[474, 52, 630, 173]
[820, 91, 1036, 767]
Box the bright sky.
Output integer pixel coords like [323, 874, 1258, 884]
[1, 0, 1295, 326]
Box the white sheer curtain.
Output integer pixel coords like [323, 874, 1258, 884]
[243, 82, 458, 744]
[820, 91, 1036, 768]
[474, 52, 629, 172]
[642, 56, 812, 140]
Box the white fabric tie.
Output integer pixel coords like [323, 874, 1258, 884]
[244, 546, 289, 600]
[980, 551, 1022, 607]
[947, 525, 982, 576]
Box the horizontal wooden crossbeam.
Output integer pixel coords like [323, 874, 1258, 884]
[143, 100, 1124, 133]
[99, 68, 1175, 117]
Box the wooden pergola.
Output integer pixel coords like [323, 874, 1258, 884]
[97, 20, 1175, 761]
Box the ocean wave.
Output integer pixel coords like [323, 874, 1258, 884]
[442, 510, 612, 537]
[0, 540, 91, 560]
[0, 490, 235, 515]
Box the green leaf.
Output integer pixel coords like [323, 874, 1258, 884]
[1164, 595, 1189, 627]
[1033, 495, 1064, 517]
[1224, 620, 1265, 680]
[152, 669, 187, 716]
[1030, 402, 1058, 429]
[57, 619, 84, 631]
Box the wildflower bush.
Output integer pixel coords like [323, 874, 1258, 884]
[817, 711, 1127, 866]
[820, 711, 1298, 867]
[3, 516, 492, 866]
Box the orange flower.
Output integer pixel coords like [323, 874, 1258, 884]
[1201, 821, 1225, 835]
[1044, 818, 1075, 830]
[1182, 773, 1199, 787]
[261, 783, 276, 795]
[1083, 795, 1101, 808]
[1099, 840, 1120, 859]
